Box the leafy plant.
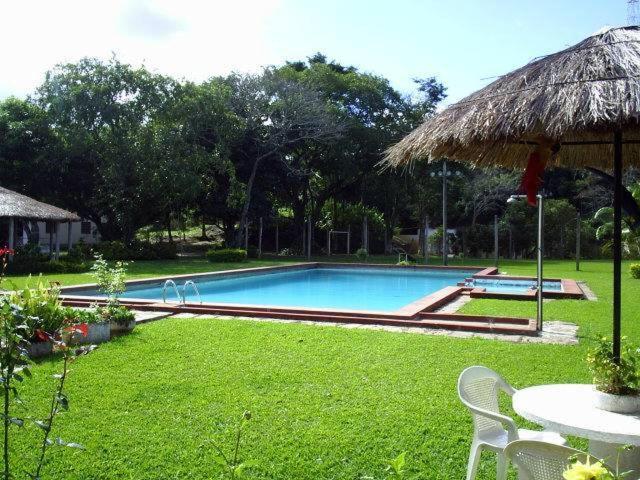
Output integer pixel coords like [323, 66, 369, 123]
[211, 411, 255, 479]
[631, 264, 640, 279]
[205, 249, 247, 263]
[9, 279, 64, 341]
[91, 254, 128, 304]
[0, 248, 88, 479]
[96, 304, 135, 326]
[385, 451, 407, 479]
[587, 336, 640, 395]
[356, 248, 368, 261]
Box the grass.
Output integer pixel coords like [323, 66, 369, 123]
[7, 257, 640, 479]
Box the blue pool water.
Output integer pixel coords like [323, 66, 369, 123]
[82, 267, 478, 312]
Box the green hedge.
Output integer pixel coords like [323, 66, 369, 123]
[95, 241, 177, 261]
[205, 248, 247, 263]
[631, 264, 640, 279]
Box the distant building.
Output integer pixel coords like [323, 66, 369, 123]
[0, 187, 99, 258]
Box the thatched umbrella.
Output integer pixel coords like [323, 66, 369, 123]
[385, 26, 640, 360]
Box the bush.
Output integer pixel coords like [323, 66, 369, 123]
[95, 240, 177, 261]
[9, 280, 64, 338]
[631, 264, 640, 279]
[206, 248, 247, 263]
[355, 248, 368, 260]
[61, 307, 102, 324]
[587, 336, 639, 395]
[97, 304, 135, 325]
[66, 240, 94, 263]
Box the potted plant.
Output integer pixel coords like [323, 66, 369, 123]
[97, 303, 136, 334]
[587, 336, 640, 413]
[61, 307, 110, 345]
[9, 280, 63, 358]
[91, 254, 136, 334]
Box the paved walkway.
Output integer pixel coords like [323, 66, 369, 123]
[141, 312, 579, 345]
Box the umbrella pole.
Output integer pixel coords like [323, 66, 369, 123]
[613, 130, 623, 361]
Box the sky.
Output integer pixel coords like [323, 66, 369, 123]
[0, 0, 629, 105]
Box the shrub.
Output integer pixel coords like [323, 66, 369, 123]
[97, 304, 135, 326]
[96, 240, 177, 261]
[631, 264, 640, 279]
[206, 248, 247, 263]
[9, 280, 64, 339]
[66, 239, 94, 263]
[61, 307, 102, 325]
[587, 336, 640, 395]
[91, 254, 128, 302]
[355, 248, 368, 260]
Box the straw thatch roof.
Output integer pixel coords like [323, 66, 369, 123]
[0, 187, 80, 222]
[385, 26, 640, 169]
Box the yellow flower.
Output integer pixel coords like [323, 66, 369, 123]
[563, 458, 610, 480]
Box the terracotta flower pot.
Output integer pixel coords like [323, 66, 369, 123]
[592, 387, 640, 414]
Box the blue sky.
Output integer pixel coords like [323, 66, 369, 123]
[0, 0, 628, 104]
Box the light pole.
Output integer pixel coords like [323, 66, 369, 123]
[430, 161, 461, 266]
[507, 194, 544, 331]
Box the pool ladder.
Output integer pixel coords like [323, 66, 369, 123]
[161, 279, 202, 305]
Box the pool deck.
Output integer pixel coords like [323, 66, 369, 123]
[58, 262, 584, 337]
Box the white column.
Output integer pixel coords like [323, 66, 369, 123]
[67, 222, 73, 252]
[8, 217, 15, 260]
[55, 221, 61, 260]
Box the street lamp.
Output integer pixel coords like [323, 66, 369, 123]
[430, 160, 462, 265]
[507, 193, 544, 331]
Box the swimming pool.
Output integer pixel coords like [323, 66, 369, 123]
[73, 266, 478, 313]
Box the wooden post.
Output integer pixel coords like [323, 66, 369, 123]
[8, 217, 15, 260]
[275, 220, 279, 255]
[423, 215, 429, 264]
[494, 214, 499, 268]
[363, 216, 368, 252]
[576, 212, 581, 271]
[422, 215, 429, 263]
[258, 217, 263, 258]
[54, 221, 61, 260]
[67, 221, 73, 253]
[347, 225, 351, 255]
[302, 225, 306, 255]
[327, 229, 331, 256]
[307, 217, 312, 260]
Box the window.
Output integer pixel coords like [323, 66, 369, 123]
[81, 221, 92, 235]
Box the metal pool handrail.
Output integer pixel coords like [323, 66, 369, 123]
[162, 279, 181, 303]
[182, 280, 202, 304]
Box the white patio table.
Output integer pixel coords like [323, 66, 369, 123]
[513, 384, 640, 474]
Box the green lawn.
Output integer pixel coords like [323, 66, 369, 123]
[8, 257, 639, 479]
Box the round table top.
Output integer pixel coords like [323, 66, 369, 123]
[512, 384, 640, 446]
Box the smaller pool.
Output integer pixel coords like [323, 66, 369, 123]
[465, 278, 562, 294]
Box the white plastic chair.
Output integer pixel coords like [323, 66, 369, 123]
[457, 366, 566, 480]
[505, 440, 597, 480]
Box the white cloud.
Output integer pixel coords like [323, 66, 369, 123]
[0, 0, 283, 98]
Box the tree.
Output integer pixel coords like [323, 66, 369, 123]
[0, 98, 59, 198]
[222, 70, 342, 247]
[36, 57, 176, 242]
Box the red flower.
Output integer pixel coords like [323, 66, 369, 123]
[0, 247, 15, 257]
[33, 329, 51, 343]
[64, 323, 89, 337]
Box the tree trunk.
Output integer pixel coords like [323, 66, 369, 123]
[235, 151, 274, 247]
